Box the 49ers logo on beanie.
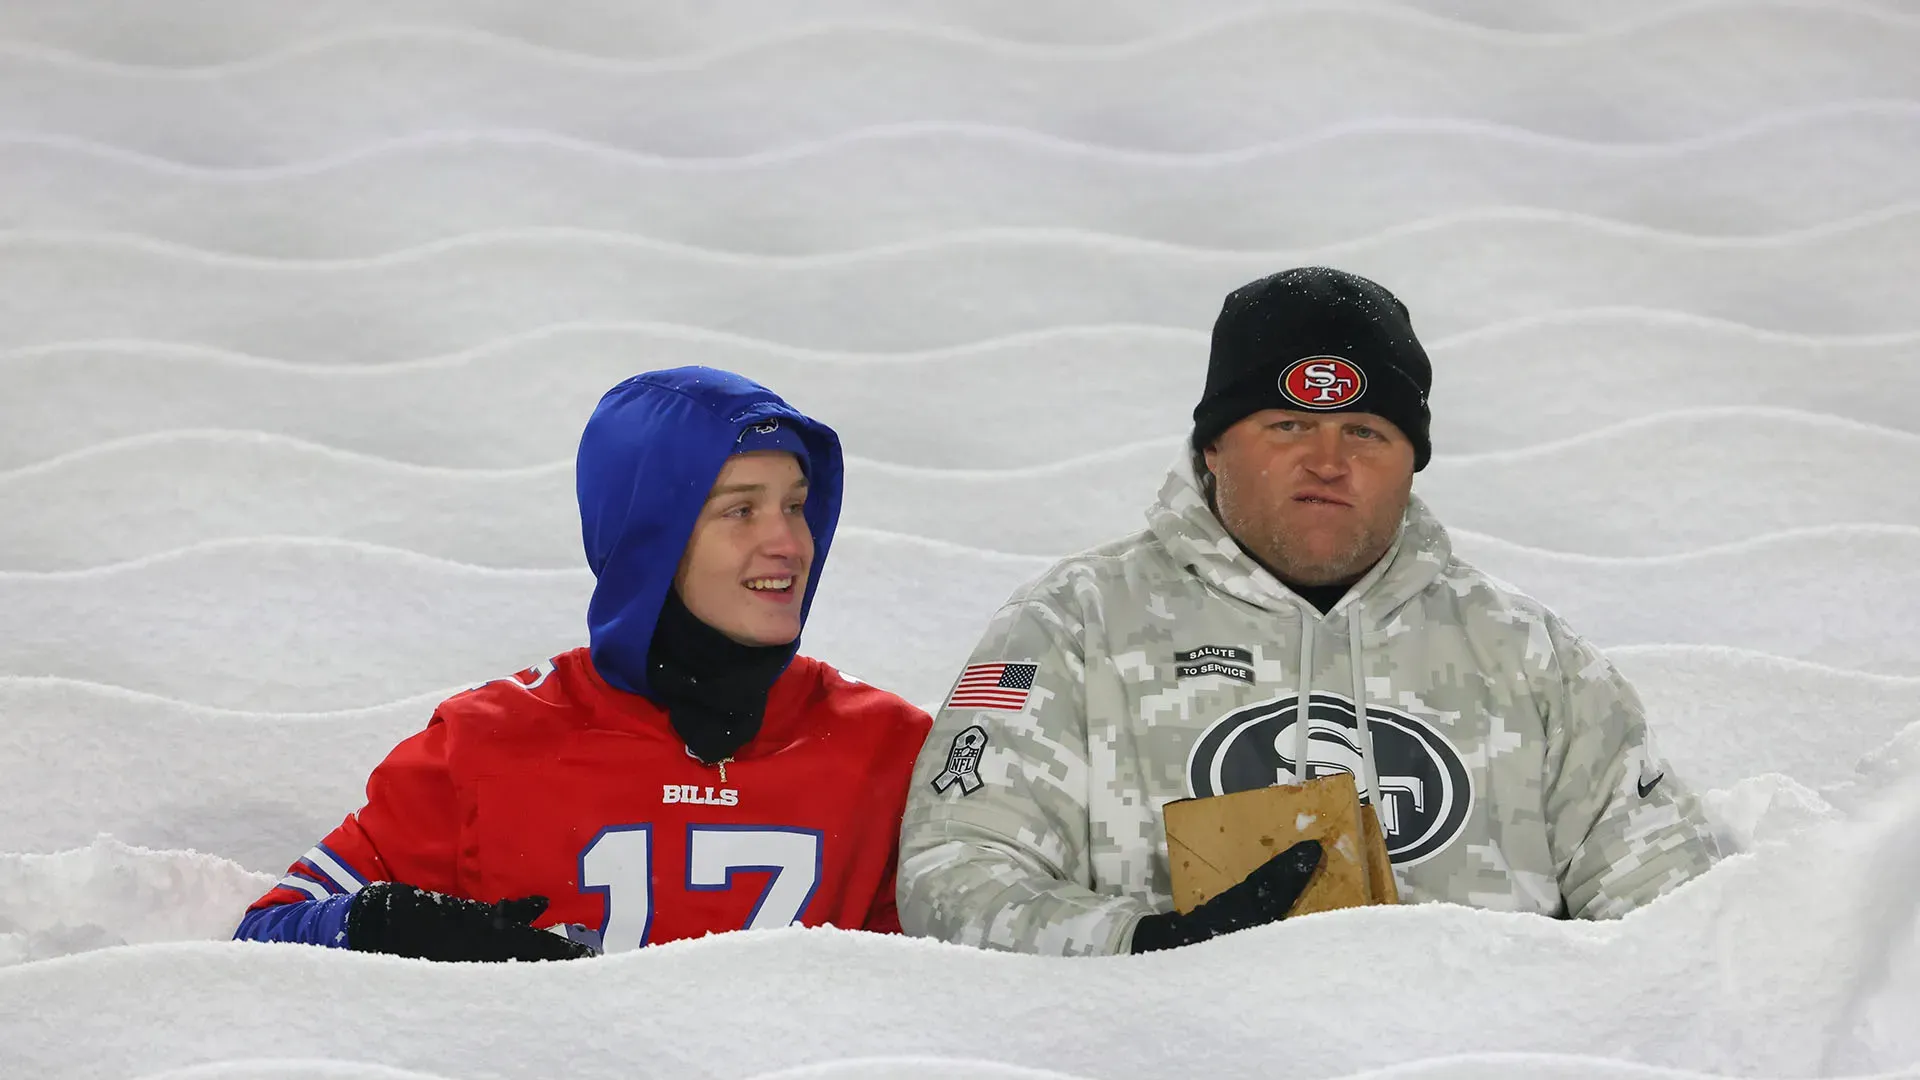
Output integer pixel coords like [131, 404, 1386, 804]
[1190, 267, 1434, 471]
[1279, 356, 1366, 410]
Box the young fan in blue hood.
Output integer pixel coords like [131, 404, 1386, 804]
[578, 366, 845, 765]
[236, 367, 933, 962]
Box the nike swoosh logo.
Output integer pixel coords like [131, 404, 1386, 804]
[1637, 773, 1665, 799]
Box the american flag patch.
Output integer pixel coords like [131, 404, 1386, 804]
[945, 662, 1039, 712]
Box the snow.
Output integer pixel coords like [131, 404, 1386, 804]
[0, 839, 273, 968]
[6, 783, 1920, 1078]
[1, 3, 1917, 1078]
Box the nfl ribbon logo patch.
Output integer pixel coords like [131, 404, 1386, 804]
[932, 726, 989, 796]
[944, 661, 1038, 712]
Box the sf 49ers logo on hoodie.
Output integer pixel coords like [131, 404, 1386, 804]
[1186, 692, 1473, 866]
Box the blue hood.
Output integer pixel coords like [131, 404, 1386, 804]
[576, 367, 844, 698]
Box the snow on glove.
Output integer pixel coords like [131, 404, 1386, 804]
[346, 881, 595, 962]
[1129, 838, 1324, 953]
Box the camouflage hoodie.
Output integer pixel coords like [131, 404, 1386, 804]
[897, 454, 1720, 956]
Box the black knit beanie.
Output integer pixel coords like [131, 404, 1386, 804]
[1191, 267, 1432, 471]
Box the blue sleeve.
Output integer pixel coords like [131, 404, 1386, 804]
[233, 894, 356, 948]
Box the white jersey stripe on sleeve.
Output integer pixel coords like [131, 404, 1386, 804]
[302, 846, 367, 895]
[275, 874, 331, 902]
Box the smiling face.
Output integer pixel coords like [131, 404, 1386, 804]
[673, 451, 814, 647]
[1202, 408, 1416, 588]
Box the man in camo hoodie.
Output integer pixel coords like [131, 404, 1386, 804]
[897, 266, 1721, 956]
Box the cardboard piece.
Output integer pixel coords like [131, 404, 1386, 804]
[1164, 772, 1398, 917]
[1360, 799, 1401, 905]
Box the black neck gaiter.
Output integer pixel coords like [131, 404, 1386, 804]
[1283, 579, 1352, 616]
[645, 589, 793, 765]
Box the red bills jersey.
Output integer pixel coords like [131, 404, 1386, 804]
[247, 648, 932, 949]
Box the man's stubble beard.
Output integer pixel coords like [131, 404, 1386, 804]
[1212, 468, 1408, 588]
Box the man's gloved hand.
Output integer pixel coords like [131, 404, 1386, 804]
[347, 881, 595, 962]
[1129, 838, 1324, 953]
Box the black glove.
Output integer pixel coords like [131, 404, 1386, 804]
[346, 881, 595, 962]
[1129, 838, 1323, 953]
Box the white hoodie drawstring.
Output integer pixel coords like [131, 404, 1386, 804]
[1294, 611, 1315, 784]
[1348, 601, 1381, 809]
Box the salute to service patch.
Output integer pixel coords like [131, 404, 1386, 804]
[1174, 645, 1255, 683]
